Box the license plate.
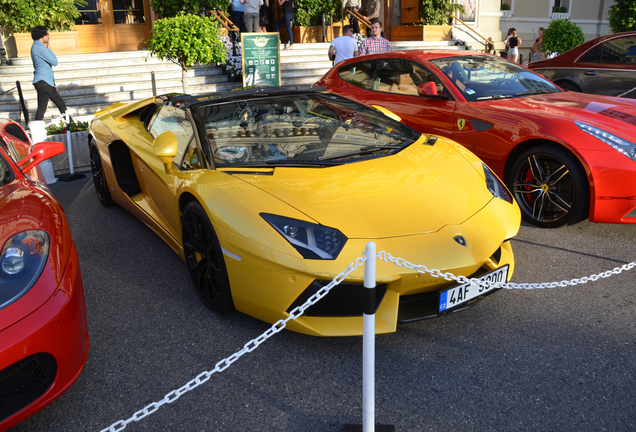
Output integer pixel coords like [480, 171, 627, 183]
[438, 265, 509, 314]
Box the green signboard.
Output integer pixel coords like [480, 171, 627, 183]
[241, 32, 281, 87]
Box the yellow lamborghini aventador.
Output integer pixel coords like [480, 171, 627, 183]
[88, 85, 520, 336]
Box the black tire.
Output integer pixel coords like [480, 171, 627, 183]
[182, 202, 234, 312]
[508, 145, 589, 228]
[89, 138, 115, 206]
[557, 81, 582, 92]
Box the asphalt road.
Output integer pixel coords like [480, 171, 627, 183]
[11, 175, 636, 432]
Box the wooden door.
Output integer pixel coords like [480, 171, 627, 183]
[75, 0, 152, 53]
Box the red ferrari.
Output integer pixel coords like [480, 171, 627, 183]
[0, 118, 89, 430]
[317, 50, 636, 227]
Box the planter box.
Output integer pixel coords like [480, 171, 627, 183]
[391, 25, 451, 42]
[550, 12, 570, 20]
[279, 25, 343, 44]
[45, 131, 90, 175]
[14, 31, 82, 58]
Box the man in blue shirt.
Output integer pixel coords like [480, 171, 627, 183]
[230, 0, 246, 32]
[31, 26, 71, 121]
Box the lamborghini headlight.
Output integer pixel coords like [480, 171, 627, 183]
[261, 214, 347, 259]
[1, 230, 50, 310]
[576, 121, 636, 162]
[483, 164, 513, 203]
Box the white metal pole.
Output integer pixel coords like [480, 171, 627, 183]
[363, 241, 376, 432]
[66, 111, 74, 175]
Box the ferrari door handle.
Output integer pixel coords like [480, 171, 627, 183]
[584, 71, 597, 75]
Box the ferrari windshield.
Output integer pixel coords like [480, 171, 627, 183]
[193, 93, 421, 167]
[429, 55, 562, 102]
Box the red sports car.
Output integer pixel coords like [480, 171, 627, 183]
[0, 118, 89, 430]
[316, 50, 636, 227]
[528, 32, 636, 98]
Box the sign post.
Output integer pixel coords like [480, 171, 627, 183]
[241, 33, 281, 87]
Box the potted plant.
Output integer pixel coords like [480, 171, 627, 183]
[221, 35, 242, 80]
[287, 0, 341, 43]
[147, 12, 227, 94]
[43, 120, 91, 175]
[392, 0, 464, 42]
[0, 0, 86, 57]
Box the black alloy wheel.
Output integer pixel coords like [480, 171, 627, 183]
[89, 138, 114, 206]
[508, 145, 589, 228]
[182, 202, 234, 312]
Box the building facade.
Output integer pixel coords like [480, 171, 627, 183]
[1, 0, 615, 59]
[499, 0, 614, 61]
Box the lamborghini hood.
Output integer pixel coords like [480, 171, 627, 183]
[229, 138, 507, 239]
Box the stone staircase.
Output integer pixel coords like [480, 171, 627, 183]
[0, 40, 462, 125]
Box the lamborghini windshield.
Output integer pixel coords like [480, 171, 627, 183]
[193, 93, 421, 167]
[429, 55, 562, 102]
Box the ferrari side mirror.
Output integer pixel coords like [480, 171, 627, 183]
[17, 141, 65, 174]
[417, 82, 438, 96]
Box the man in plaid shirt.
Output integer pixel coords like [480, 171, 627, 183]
[359, 21, 391, 55]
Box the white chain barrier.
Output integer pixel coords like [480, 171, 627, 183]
[101, 251, 636, 431]
[377, 251, 636, 290]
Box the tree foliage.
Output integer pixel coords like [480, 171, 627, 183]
[419, 0, 465, 25]
[541, 18, 584, 56]
[150, 0, 230, 18]
[0, 0, 86, 34]
[609, 0, 636, 33]
[147, 12, 227, 93]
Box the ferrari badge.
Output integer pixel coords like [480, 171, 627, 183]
[457, 118, 466, 131]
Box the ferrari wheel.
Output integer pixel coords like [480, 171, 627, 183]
[509, 145, 589, 228]
[89, 138, 114, 206]
[182, 202, 234, 312]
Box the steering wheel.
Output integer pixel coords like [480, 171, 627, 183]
[490, 77, 507, 90]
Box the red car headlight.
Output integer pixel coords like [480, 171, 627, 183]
[0, 230, 50, 310]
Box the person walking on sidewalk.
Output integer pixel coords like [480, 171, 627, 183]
[505, 29, 522, 64]
[31, 26, 71, 122]
[276, 0, 294, 49]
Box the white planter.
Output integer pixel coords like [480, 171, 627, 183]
[551, 12, 570, 19]
[45, 131, 90, 176]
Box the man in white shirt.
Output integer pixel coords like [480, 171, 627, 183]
[328, 25, 359, 66]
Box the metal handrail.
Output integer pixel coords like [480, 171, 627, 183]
[450, 14, 494, 52]
[347, 8, 372, 32]
[209, 9, 239, 32]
